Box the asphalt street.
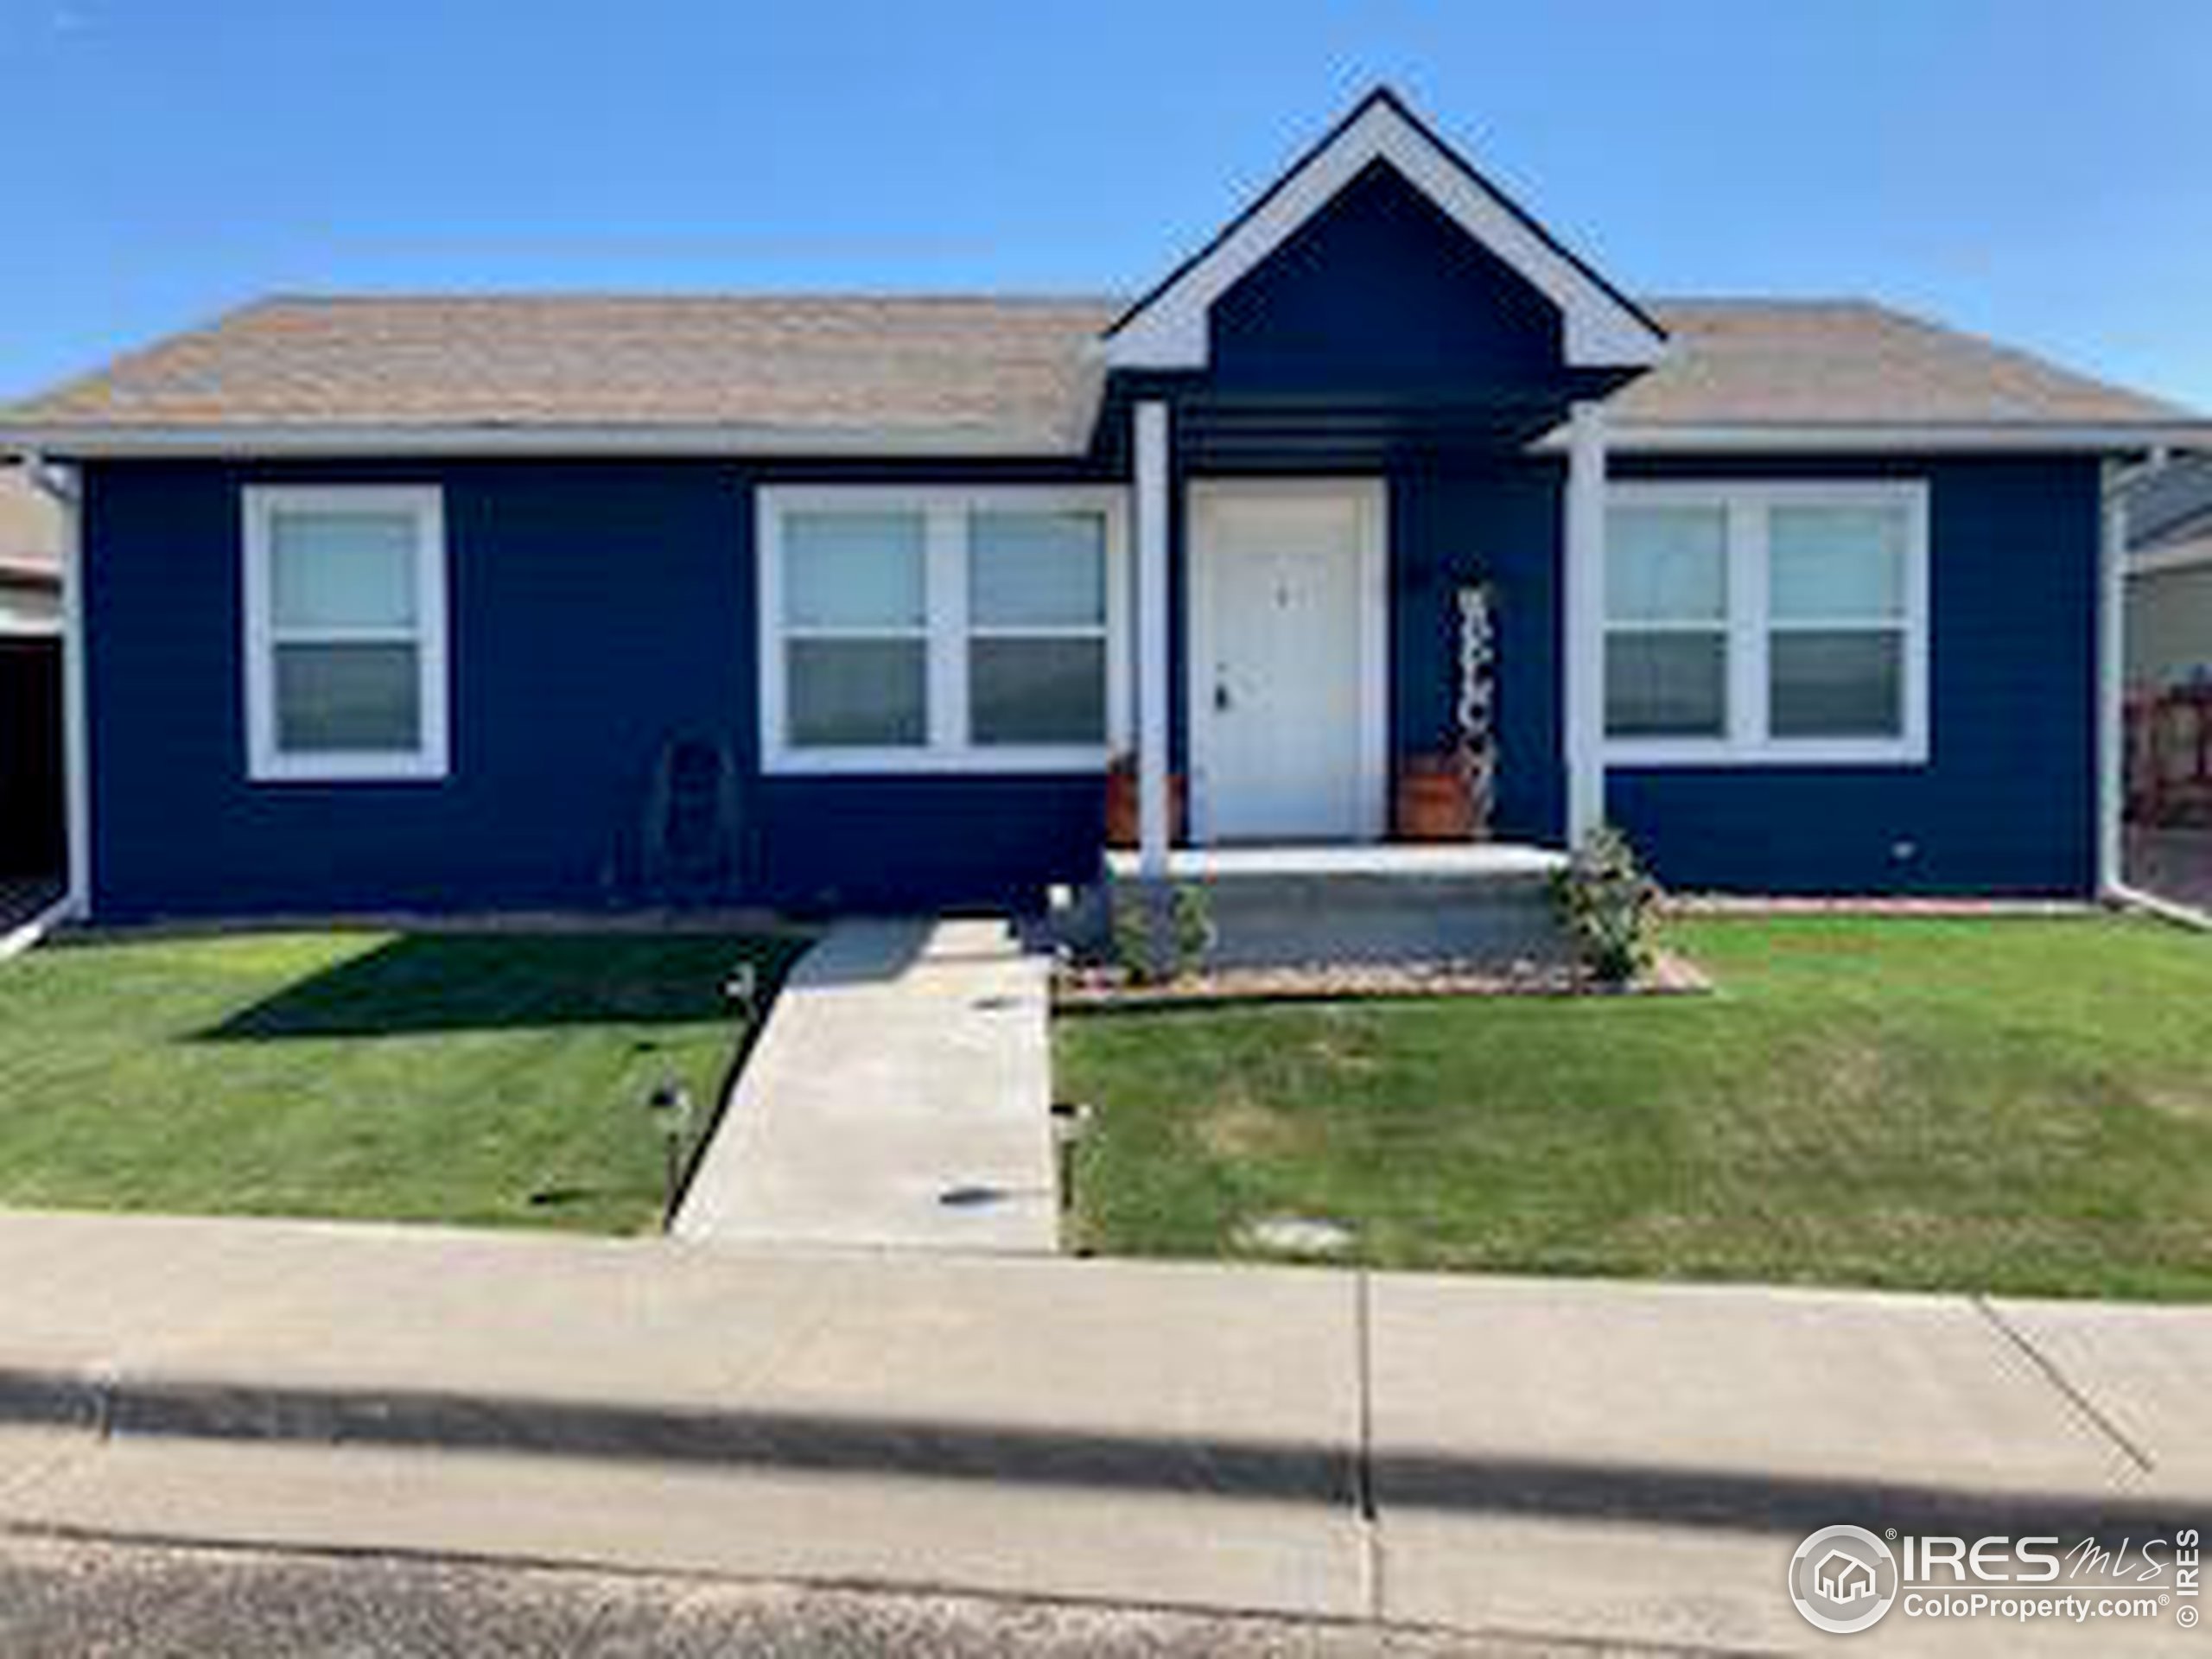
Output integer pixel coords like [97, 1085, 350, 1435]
[0, 1534, 1674, 1659]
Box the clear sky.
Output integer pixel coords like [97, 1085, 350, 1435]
[3, 0, 2209, 409]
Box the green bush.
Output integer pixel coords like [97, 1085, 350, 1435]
[1552, 826, 1661, 984]
[1112, 881, 1215, 985]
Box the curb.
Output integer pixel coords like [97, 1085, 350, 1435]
[0, 1363, 2195, 1542]
[0, 1364, 1352, 1507]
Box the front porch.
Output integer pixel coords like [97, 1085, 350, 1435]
[1114, 391, 1615, 893]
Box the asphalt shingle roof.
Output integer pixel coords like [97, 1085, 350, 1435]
[0, 292, 2191, 449]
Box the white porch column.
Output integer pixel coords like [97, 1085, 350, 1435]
[2099, 461, 2127, 896]
[1134, 401, 1173, 878]
[1564, 400, 1609, 846]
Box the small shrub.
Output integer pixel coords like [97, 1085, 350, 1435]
[1111, 881, 1214, 985]
[1170, 882, 1216, 976]
[1110, 893, 1161, 985]
[1553, 826, 1661, 985]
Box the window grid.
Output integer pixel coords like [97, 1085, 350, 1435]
[760, 487, 1128, 774]
[1601, 482, 1929, 766]
[242, 486, 449, 784]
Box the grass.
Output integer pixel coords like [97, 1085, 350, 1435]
[0, 929, 804, 1235]
[1057, 915, 2212, 1300]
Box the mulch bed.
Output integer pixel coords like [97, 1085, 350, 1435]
[1053, 949, 1709, 1011]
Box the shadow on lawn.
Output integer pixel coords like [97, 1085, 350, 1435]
[198, 932, 800, 1041]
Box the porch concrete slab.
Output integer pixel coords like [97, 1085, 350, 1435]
[674, 918, 1058, 1253]
[1367, 1274, 2152, 1646]
[1106, 843, 1566, 880]
[1103, 843, 1571, 969]
[1982, 1296, 2212, 1501]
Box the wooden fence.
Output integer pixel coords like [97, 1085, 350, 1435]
[2127, 683, 2212, 826]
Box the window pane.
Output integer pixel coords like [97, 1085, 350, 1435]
[785, 512, 926, 629]
[971, 638, 1106, 747]
[1770, 630, 1903, 738]
[970, 512, 1105, 627]
[271, 510, 417, 630]
[787, 639, 926, 747]
[274, 642, 420, 753]
[1770, 505, 1906, 620]
[1607, 505, 1727, 622]
[1605, 632, 1727, 738]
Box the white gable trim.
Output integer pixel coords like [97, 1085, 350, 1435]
[1102, 95, 1666, 373]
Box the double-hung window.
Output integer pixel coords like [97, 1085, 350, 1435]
[760, 487, 1126, 771]
[243, 486, 450, 782]
[1602, 482, 1928, 764]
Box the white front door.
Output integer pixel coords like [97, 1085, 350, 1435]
[1190, 482, 1386, 842]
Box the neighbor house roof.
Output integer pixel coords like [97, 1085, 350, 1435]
[0, 467, 60, 588]
[0, 292, 2196, 458]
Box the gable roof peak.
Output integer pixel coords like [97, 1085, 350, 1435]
[1101, 88, 1667, 373]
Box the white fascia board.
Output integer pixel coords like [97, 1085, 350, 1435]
[1101, 100, 1666, 373]
[1534, 422, 2212, 456]
[0, 422, 1092, 461]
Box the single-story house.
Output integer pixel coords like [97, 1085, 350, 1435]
[2, 87, 2206, 922]
[0, 465, 63, 878]
[2126, 454, 2212, 691]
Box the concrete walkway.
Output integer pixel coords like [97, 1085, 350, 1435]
[0, 1209, 2205, 1654]
[674, 918, 1057, 1253]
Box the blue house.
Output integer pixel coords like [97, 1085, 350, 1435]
[3, 89, 2203, 922]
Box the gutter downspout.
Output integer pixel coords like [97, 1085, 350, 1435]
[22, 453, 87, 921]
[2099, 458, 2126, 899]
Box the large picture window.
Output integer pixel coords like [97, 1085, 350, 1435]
[1603, 482, 1928, 765]
[243, 486, 449, 782]
[760, 487, 1126, 772]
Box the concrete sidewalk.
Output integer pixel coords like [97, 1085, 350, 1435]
[0, 1209, 2204, 1655]
[673, 918, 1057, 1253]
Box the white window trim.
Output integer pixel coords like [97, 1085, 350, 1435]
[241, 484, 451, 784]
[1601, 480, 1931, 767]
[757, 485, 1129, 775]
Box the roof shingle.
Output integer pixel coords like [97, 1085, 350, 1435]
[0, 292, 2193, 451]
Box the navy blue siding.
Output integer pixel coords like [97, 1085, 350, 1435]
[84, 449, 2102, 916]
[84, 460, 1108, 920]
[1606, 456, 2103, 895]
[1391, 460, 1567, 842]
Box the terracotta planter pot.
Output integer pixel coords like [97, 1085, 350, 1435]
[1395, 754, 1478, 841]
[1103, 758, 1185, 849]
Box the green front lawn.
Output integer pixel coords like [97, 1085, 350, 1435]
[0, 929, 804, 1234]
[1058, 916, 2212, 1300]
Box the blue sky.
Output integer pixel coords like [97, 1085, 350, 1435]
[3, 0, 2209, 407]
